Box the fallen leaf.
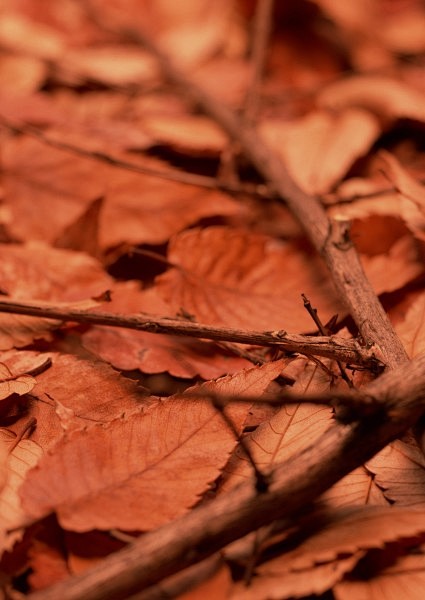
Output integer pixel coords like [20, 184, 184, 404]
[230, 554, 362, 600]
[155, 226, 343, 332]
[334, 547, 425, 600]
[379, 151, 425, 241]
[395, 293, 425, 358]
[2, 136, 241, 247]
[0, 242, 112, 301]
[0, 430, 43, 555]
[232, 506, 425, 600]
[321, 466, 390, 509]
[367, 439, 425, 507]
[25, 352, 152, 450]
[318, 75, 425, 123]
[222, 358, 334, 490]
[260, 108, 380, 194]
[21, 361, 285, 531]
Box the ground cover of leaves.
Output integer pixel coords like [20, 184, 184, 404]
[1, 1, 425, 598]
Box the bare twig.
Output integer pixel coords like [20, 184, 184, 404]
[0, 117, 270, 200]
[302, 293, 353, 387]
[244, 0, 274, 123]
[0, 298, 380, 368]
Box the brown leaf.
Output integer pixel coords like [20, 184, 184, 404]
[318, 75, 425, 123]
[321, 466, 390, 509]
[0, 242, 112, 301]
[54, 196, 103, 257]
[379, 151, 425, 241]
[367, 439, 425, 507]
[155, 227, 343, 332]
[231, 554, 362, 600]
[260, 109, 380, 194]
[0, 430, 43, 553]
[395, 293, 425, 358]
[232, 506, 425, 600]
[25, 352, 151, 450]
[334, 547, 425, 600]
[21, 361, 285, 531]
[222, 358, 334, 491]
[2, 136, 240, 247]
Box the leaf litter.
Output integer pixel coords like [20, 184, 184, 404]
[1, 1, 425, 598]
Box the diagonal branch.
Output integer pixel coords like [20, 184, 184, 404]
[0, 298, 379, 368]
[116, 23, 408, 369]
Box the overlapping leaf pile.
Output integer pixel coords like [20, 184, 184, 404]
[1, 1, 425, 598]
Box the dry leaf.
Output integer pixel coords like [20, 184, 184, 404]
[21, 361, 284, 531]
[2, 136, 240, 247]
[0, 242, 112, 301]
[25, 352, 151, 450]
[231, 506, 425, 600]
[222, 358, 334, 491]
[318, 75, 425, 123]
[334, 548, 425, 600]
[379, 151, 425, 241]
[396, 293, 425, 358]
[155, 226, 343, 332]
[260, 108, 380, 194]
[367, 439, 425, 507]
[0, 430, 43, 553]
[321, 466, 390, 509]
[230, 554, 362, 600]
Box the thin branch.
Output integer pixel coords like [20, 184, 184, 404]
[244, 0, 274, 123]
[183, 388, 384, 422]
[27, 352, 425, 600]
[0, 298, 380, 368]
[0, 117, 270, 200]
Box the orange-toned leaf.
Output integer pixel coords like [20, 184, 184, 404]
[231, 554, 362, 600]
[334, 547, 425, 600]
[0, 430, 43, 554]
[379, 151, 425, 241]
[231, 506, 425, 600]
[25, 352, 151, 450]
[260, 108, 379, 194]
[155, 226, 343, 332]
[0, 242, 112, 301]
[321, 466, 390, 509]
[395, 293, 425, 358]
[318, 76, 425, 123]
[367, 439, 425, 507]
[21, 361, 285, 531]
[2, 136, 240, 247]
[222, 358, 334, 490]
